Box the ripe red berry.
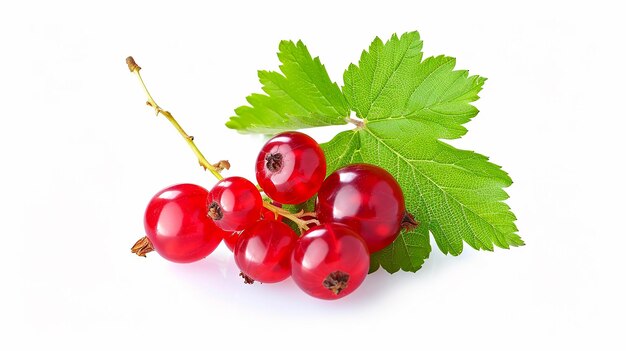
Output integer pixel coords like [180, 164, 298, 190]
[206, 176, 263, 232]
[223, 231, 241, 252]
[256, 131, 326, 204]
[291, 223, 369, 300]
[234, 219, 298, 283]
[316, 164, 407, 253]
[223, 204, 283, 252]
[144, 184, 225, 263]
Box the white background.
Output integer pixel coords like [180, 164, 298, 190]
[1, 1, 624, 350]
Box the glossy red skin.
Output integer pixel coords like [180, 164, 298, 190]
[234, 219, 298, 283]
[316, 164, 405, 253]
[206, 177, 262, 232]
[256, 131, 326, 204]
[291, 223, 369, 300]
[224, 203, 283, 251]
[144, 184, 225, 263]
[223, 231, 241, 252]
[223, 206, 283, 252]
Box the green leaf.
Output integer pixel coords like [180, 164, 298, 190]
[321, 119, 523, 261]
[344, 32, 486, 139]
[343, 32, 423, 119]
[227, 31, 522, 274]
[369, 224, 431, 274]
[227, 40, 349, 133]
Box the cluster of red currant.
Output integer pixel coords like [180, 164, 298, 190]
[133, 131, 415, 300]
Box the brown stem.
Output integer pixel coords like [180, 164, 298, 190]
[131, 236, 154, 257]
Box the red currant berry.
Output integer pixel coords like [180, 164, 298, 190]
[144, 184, 225, 263]
[234, 219, 298, 283]
[223, 205, 283, 252]
[256, 131, 326, 204]
[291, 223, 369, 300]
[224, 203, 282, 251]
[223, 231, 241, 252]
[316, 164, 407, 253]
[206, 176, 263, 232]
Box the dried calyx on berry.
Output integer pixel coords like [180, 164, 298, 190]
[206, 201, 224, 221]
[239, 272, 255, 284]
[131, 236, 154, 257]
[401, 211, 419, 230]
[323, 271, 350, 295]
[265, 153, 283, 172]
